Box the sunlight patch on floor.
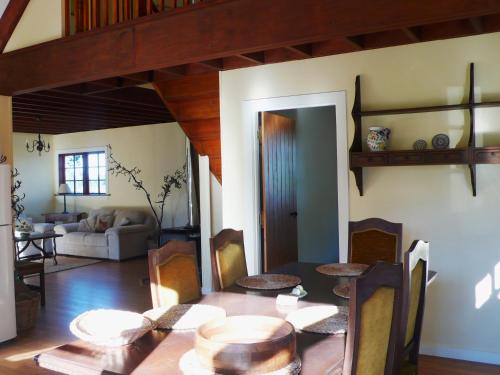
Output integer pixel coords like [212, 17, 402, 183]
[5, 346, 58, 362]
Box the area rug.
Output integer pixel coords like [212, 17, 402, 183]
[43, 256, 102, 274]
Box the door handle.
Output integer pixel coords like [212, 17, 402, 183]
[290, 212, 298, 217]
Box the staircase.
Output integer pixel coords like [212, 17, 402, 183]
[154, 73, 221, 182]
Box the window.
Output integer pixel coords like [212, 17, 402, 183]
[58, 151, 107, 195]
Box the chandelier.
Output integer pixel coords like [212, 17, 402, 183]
[26, 134, 50, 156]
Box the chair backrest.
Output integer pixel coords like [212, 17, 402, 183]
[210, 229, 247, 291]
[399, 240, 429, 365]
[348, 218, 403, 265]
[343, 261, 403, 375]
[148, 240, 200, 308]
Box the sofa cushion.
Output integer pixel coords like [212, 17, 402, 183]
[78, 217, 95, 233]
[95, 215, 114, 233]
[114, 209, 145, 227]
[63, 232, 107, 247]
[118, 217, 131, 226]
[89, 208, 115, 219]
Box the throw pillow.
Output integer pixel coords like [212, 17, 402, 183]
[119, 217, 131, 226]
[94, 215, 115, 233]
[78, 217, 96, 233]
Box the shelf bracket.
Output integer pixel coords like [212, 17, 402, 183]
[468, 62, 477, 196]
[350, 75, 364, 195]
[352, 167, 363, 196]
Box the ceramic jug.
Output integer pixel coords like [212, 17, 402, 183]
[367, 127, 391, 151]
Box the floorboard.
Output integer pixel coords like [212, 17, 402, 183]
[0, 258, 497, 374]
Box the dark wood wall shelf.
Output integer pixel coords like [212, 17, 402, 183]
[350, 63, 500, 197]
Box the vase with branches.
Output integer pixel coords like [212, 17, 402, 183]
[0, 155, 25, 223]
[107, 145, 186, 247]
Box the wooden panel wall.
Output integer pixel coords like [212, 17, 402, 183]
[153, 72, 221, 182]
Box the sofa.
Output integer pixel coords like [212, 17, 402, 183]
[54, 208, 157, 260]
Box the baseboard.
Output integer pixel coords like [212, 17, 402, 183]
[420, 344, 500, 365]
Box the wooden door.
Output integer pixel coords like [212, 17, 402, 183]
[260, 112, 298, 271]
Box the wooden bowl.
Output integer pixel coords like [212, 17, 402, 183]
[195, 315, 296, 374]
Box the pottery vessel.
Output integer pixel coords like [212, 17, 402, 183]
[367, 127, 391, 151]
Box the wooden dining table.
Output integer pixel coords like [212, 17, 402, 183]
[34, 262, 437, 375]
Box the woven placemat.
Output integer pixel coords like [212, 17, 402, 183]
[286, 305, 348, 335]
[333, 283, 350, 299]
[143, 304, 226, 331]
[179, 349, 301, 375]
[316, 263, 368, 277]
[236, 274, 301, 290]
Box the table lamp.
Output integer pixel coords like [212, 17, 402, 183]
[58, 183, 72, 214]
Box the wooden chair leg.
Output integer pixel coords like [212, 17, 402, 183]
[39, 271, 45, 307]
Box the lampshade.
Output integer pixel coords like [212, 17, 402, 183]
[58, 183, 72, 195]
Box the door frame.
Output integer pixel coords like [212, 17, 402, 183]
[242, 91, 349, 275]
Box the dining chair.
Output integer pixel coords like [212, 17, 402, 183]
[148, 240, 201, 309]
[348, 218, 403, 265]
[341, 261, 404, 375]
[210, 229, 247, 291]
[398, 240, 429, 375]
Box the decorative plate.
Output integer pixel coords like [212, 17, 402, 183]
[236, 274, 302, 290]
[286, 305, 348, 335]
[143, 304, 226, 331]
[431, 134, 450, 149]
[69, 309, 154, 347]
[333, 283, 350, 299]
[179, 349, 301, 375]
[316, 263, 369, 277]
[413, 139, 427, 151]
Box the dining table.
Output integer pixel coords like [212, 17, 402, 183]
[34, 262, 438, 375]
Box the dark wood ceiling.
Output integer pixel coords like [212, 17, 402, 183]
[13, 85, 174, 134]
[12, 8, 500, 135]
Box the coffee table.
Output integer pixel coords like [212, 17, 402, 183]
[15, 232, 63, 265]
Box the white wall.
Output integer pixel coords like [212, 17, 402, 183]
[53, 123, 189, 227]
[210, 175, 223, 235]
[220, 32, 500, 363]
[12, 123, 189, 228]
[0, 96, 12, 163]
[4, 0, 62, 53]
[13, 133, 54, 222]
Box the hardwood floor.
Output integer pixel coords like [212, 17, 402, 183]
[0, 258, 152, 374]
[0, 258, 497, 374]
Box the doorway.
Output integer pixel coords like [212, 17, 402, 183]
[242, 91, 348, 275]
[259, 107, 339, 271]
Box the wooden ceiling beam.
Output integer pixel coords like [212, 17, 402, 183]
[401, 27, 421, 42]
[345, 36, 364, 50]
[469, 17, 484, 33]
[3, 0, 500, 94]
[237, 52, 266, 64]
[20, 90, 169, 116]
[284, 44, 313, 58]
[0, 0, 30, 52]
[14, 97, 170, 123]
[196, 59, 224, 71]
[12, 104, 167, 125]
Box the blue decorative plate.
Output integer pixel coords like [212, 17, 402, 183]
[432, 134, 450, 149]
